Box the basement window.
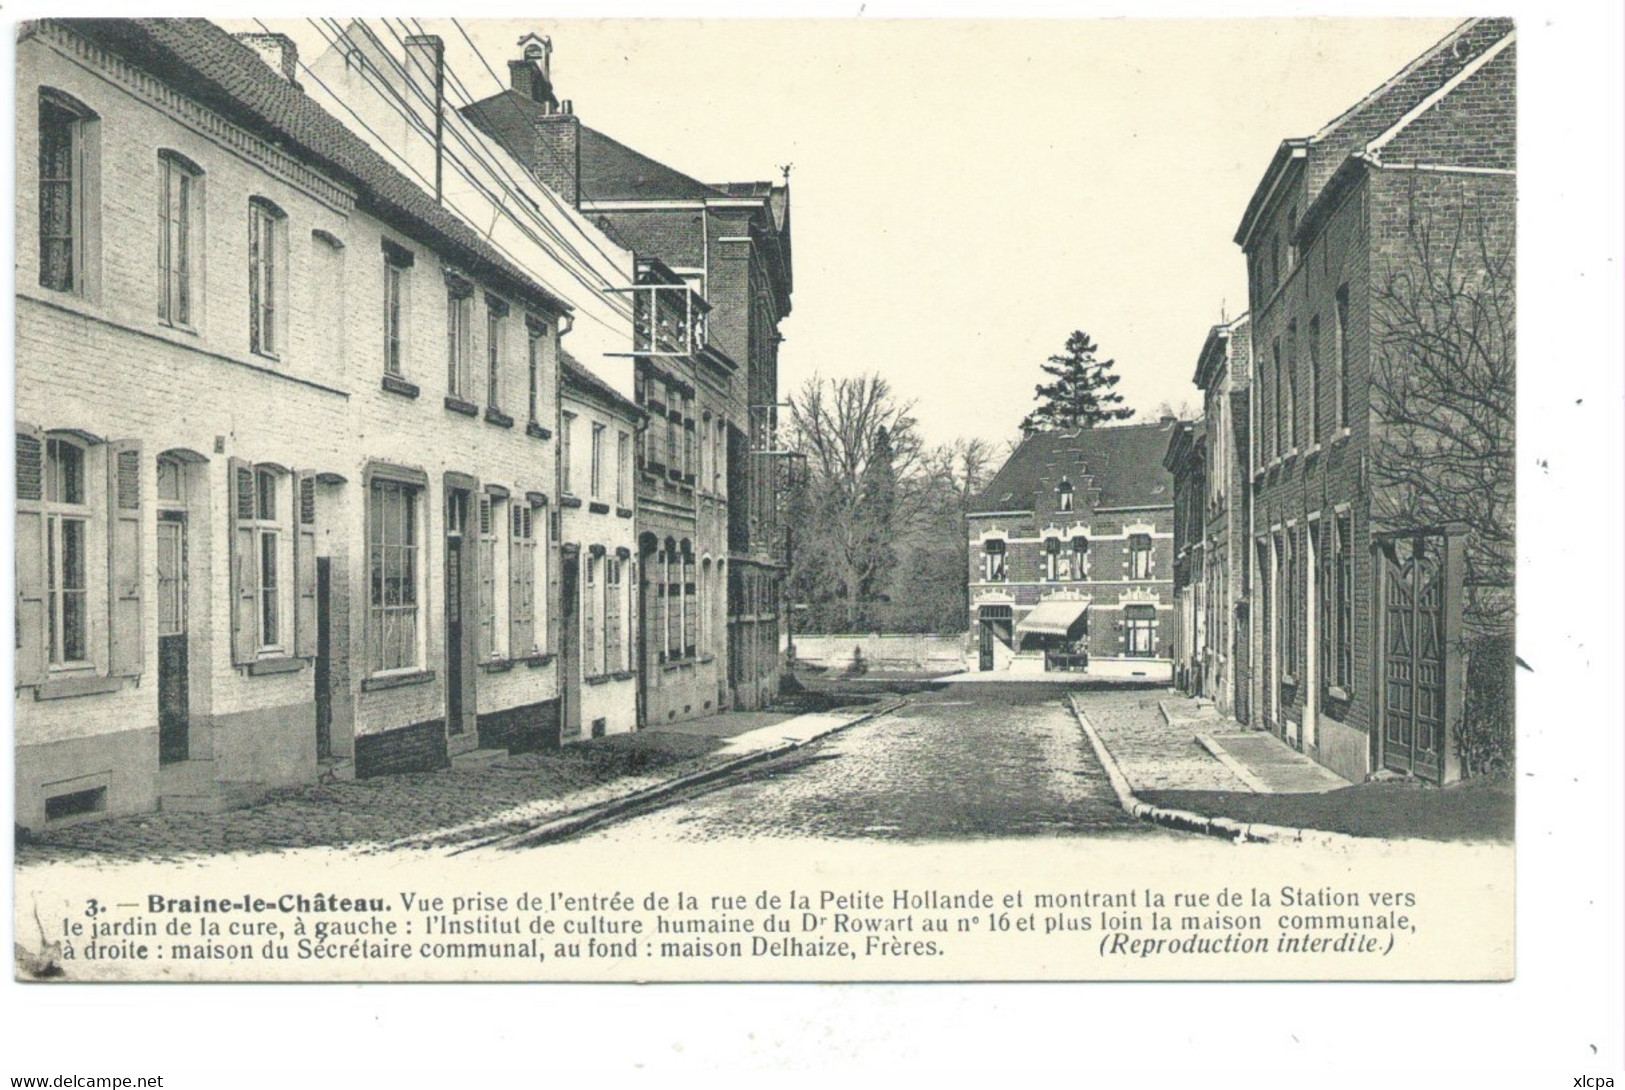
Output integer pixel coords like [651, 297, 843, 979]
[45, 784, 107, 821]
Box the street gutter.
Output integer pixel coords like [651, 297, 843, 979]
[1067, 694, 1362, 848]
[462, 698, 907, 853]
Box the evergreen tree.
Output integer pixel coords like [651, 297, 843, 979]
[1021, 330, 1136, 433]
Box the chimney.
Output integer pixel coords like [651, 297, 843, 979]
[508, 33, 559, 109]
[535, 109, 580, 207]
[403, 35, 446, 204]
[235, 32, 300, 86]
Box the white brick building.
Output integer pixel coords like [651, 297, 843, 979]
[15, 19, 577, 829]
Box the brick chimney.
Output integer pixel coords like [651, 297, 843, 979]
[535, 104, 580, 207]
[235, 32, 300, 86]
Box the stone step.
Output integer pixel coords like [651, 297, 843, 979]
[159, 783, 265, 814]
[450, 748, 510, 772]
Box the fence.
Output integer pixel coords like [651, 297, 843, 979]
[789, 633, 970, 674]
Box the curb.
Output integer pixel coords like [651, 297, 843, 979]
[462, 699, 906, 853]
[1194, 730, 1269, 794]
[1068, 694, 1360, 848]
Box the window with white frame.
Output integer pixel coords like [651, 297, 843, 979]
[248, 198, 286, 357]
[616, 431, 630, 508]
[605, 557, 623, 672]
[591, 422, 605, 498]
[253, 467, 285, 650]
[526, 317, 547, 425]
[446, 274, 474, 400]
[509, 501, 539, 656]
[983, 539, 1007, 583]
[44, 437, 91, 665]
[382, 239, 414, 377]
[368, 476, 421, 673]
[477, 492, 509, 661]
[486, 295, 508, 411]
[1129, 534, 1153, 580]
[561, 412, 576, 495]
[157, 151, 201, 327]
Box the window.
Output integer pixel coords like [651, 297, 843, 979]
[1334, 285, 1351, 429]
[158, 152, 200, 327]
[526, 319, 547, 424]
[248, 199, 285, 356]
[561, 412, 576, 494]
[486, 296, 508, 410]
[368, 478, 420, 673]
[476, 493, 506, 661]
[617, 432, 630, 507]
[1044, 538, 1062, 582]
[1129, 534, 1153, 580]
[254, 469, 281, 649]
[666, 390, 680, 469]
[683, 551, 697, 658]
[44, 438, 90, 665]
[1285, 321, 1298, 452]
[983, 540, 1007, 583]
[382, 239, 414, 376]
[1307, 316, 1321, 447]
[1058, 481, 1074, 513]
[1335, 516, 1352, 693]
[591, 422, 605, 498]
[584, 554, 599, 674]
[1072, 537, 1089, 580]
[446, 275, 474, 399]
[1124, 605, 1157, 657]
[1281, 529, 1297, 682]
[683, 395, 696, 480]
[1272, 339, 1284, 458]
[1285, 207, 1298, 270]
[156, 457, 188, 640]
[38, 91, 96, 295]
[713, 420, 725, 494]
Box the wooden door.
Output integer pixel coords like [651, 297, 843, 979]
[445, 488, 476, 738]
[1381, 536, 1444, 781]
[560, 551, 581, 740]
[157, 511, 189, 764]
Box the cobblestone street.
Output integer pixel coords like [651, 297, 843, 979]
[581, 684, 1177, 843]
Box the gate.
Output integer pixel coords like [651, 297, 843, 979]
[1380, 535, 1445, 781]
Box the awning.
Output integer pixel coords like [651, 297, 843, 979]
[1016, 599, 1090, 638]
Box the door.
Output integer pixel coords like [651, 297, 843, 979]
[314, 557, 332, 760]
[157, 510, 189, 764]
[1233, 601, 1251, 726]
[979, 621, 994, 671]
[560, 550, 581, 741]
[445, 488, 476, 740]
[1381, 536, 1444, 780]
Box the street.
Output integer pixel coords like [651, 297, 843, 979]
[580, 684, 1176, 843]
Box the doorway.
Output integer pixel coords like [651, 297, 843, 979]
[445, 486, 477, 742]
[560, 548, 581, 741]
[156, 508, 189, 764]
[315, 557, 332, 760]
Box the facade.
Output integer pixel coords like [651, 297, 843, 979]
[462, 55, 795, 711]
[967, 420, 1179, 682]
[1235, 18, 1514, 784]
[1166, 316, 1252, 718]
[558, 356, 643, 740]
[15, 19, 579, 830]
[1164, 420, 1205, 695]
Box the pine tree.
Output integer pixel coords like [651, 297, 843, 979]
[1021, 331, 1136, 432]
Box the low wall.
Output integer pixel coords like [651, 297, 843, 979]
[790, 633, 969, 673]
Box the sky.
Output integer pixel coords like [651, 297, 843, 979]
[238, 16, 1459, 449]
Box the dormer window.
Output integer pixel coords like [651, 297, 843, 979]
[1057, 480, 1074, 513]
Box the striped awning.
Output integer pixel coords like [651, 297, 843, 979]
[1016, 599, 1090, 638]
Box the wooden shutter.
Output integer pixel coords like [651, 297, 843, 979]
[15, 425, 47, 686]
[475, 493, 494, 662]
[107, 439, 144, 678]
[228, 457, 258, 665]
[604, 561, 621, 671]
[509, 504, 535, 657]
[584, 556, 597, 673]
[293, 472, 317, 658]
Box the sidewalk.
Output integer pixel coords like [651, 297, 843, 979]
[16, 702, 894, 865]
[1072, 690, 1513, 844]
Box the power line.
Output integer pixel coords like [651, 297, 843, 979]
[301, 18, 633, 333]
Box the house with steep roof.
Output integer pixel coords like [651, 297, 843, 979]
[1235, 18, 1514, 784]
[462, 41, 794, 713]
[15, 18, 577, 829]
[966, 420, 1179, 681]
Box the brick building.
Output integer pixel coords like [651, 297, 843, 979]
[462, 55, 795, 712]
[1235, 18, 1514, 783]
[1164, 420, 1204, 694]
[1166, 316, 1252, 718]
[15, 19, 574, 829]
[967, 421, 1179, 682]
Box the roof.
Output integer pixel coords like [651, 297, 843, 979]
[1193, 313, 1250, 392]
[58, 18, 569, 318]
[1162, 420, 1205, 474]
[974, 420, 1179, 513]
[1234, 17, 1515, 249]
[560, 352, 643, 421]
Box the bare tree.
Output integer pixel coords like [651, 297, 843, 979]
[786, 374, 925, 629]
[1369, 193, 1515, 639]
